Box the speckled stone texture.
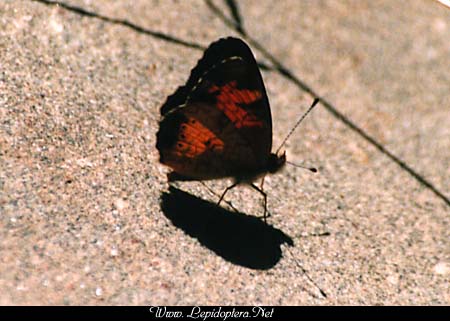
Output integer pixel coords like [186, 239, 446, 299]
[0, 0, 449, 305]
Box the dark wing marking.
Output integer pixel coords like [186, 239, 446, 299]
[159, 37, 273, 159]
[157, 102, 263, 181]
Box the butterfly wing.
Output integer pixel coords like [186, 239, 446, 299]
[156, 37, 273, 180]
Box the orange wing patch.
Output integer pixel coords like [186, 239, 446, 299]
[174, 117, 224, 158]
[208, 81, 263, 128]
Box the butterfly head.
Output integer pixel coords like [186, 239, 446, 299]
[267, 151, 286, 174]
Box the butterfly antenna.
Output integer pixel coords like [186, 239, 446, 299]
[286, 161, 317, 173]
[275, 98, 320, 155]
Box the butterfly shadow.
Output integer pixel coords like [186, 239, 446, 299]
[160, 186, 294, 270]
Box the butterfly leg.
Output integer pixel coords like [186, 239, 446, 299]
[217, 182, 239, 207]
[250, 183, 270, 222]
[199, 181, 240, 213]
[260, 176, 265, 190]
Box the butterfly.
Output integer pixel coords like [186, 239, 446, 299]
[156, 37, 317, 220]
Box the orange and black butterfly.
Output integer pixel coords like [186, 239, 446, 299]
[156, 37, 318, 220]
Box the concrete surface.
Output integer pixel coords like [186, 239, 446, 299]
[0, 0, 449, 305]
